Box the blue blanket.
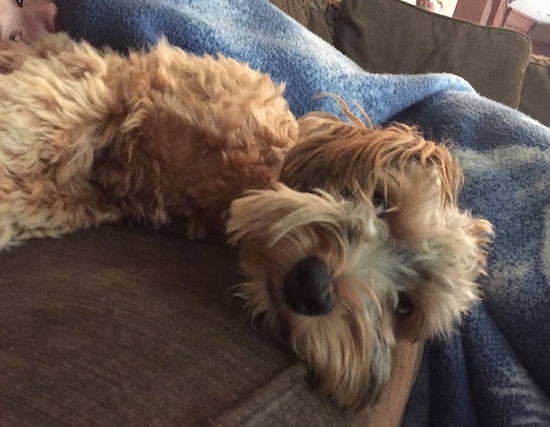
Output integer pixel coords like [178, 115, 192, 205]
[55, 0, 550, 424]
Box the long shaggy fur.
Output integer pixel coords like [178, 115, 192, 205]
[0, 33, 297, 248]
[227, 103, 492, 410]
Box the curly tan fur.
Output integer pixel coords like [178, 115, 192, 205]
[0, 33, 297, 248]
[228, 101, 492, 410]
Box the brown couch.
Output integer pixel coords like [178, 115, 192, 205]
[283, 0, 548, 125]
[1, 1, 547, 426]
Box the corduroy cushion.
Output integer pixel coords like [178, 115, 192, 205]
[334, 0, 532, 108]
[0, 225, 367, 426]
[519, 56, 550, 127]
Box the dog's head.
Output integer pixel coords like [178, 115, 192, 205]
[227, 101, 492, 410]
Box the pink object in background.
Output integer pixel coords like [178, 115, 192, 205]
[416, 0, 444, 13]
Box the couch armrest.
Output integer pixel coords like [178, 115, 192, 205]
[367, 341, 424, 427]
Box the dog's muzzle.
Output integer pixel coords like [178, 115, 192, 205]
[283, 256, 333, 316]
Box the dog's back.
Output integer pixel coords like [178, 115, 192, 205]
[0, 33, 297, 248]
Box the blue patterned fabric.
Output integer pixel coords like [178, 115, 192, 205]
[55, 0, 550, 423]
[396, 92, 550, 425]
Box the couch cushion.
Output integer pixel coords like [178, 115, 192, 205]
[519, 55, 550, 127]
[0, 225, 367, 425]
[270, 0, 338, 43]
[0, 224, 424, 425]
[334, 0, 532, 108]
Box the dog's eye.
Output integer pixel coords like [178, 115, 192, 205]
[15, 0, 23, 7]
[396, 293, 414, 315]
[372, 191, 386, 216]
[10, 30, 22, 42]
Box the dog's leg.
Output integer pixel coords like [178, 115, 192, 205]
[0, 180, 121, 250]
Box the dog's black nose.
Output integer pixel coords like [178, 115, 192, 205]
[283, 256, 333, 316]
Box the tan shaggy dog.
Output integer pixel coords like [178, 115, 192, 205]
[0, 33, 491, 411]
[0, 33, 296, 247]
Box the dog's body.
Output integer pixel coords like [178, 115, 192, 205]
[0, 34, 491, 412]
[0, 33, 296, 247]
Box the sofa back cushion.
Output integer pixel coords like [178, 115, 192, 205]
[270, 0, 338, 43]
[519, 56, 550, 127]
[334, 0, 532, 108]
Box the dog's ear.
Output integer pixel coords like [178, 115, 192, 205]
[469, 217, 493, 275]
[281, 110, 374, 198]
[420, 141, 463, 206]
[393, 214, 493, 342]
[282, 102, 462, 206]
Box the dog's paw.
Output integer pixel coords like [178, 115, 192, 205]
[95, 205, 124, 224]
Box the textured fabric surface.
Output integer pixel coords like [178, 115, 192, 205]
[211, 364, 363, 426]
[334, 0, 532, 108]
[519, 58, 550, 127]
[0, 226, 369, 425]
[270, 0, 336, 43]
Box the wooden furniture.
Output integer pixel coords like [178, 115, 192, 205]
[502, 7, 537, 33]
[453, 0, 536, 34]
[453, 0, 507, 26]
